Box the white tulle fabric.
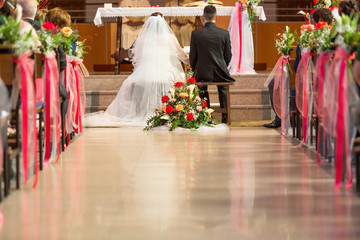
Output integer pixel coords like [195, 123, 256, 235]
[84, 16, 188, 127]
[228, 2, 256, 75]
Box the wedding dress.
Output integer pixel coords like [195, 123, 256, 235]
[83, 15, 189, 127]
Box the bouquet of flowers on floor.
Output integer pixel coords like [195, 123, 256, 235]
[144, 78, 217, 131]
[238, 0, 264, 25]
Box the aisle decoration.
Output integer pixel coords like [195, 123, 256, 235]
[60, 26, 78, 143]
[71, 39, 88, 134]
[37, 22, 62, 163]
[265, 26, 296, 136]
[313, 21, 334, 163]
[0, 15, 39, 187]
[144, 78, 217, 131]
[324, 13, 360, 188]
[238, 0, 264, 25]
[228, 1, 265, 75]
[295, 21, 315, 145]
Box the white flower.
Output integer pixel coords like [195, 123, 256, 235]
[206, 108, 215, 115]
[161, 115, 170, 120]
[332, 8, 341, 24]
[169, 88, 175, 98]
[186, 84, 196, 95]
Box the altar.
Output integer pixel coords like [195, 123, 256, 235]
[93, 5, 266, 74]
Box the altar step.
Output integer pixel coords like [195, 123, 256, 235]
[85, 105, 271, 121]
[85, 89, 270, 107]
[84, 72, 272, 121]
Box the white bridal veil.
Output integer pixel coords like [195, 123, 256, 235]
[84, 15, 188, 127]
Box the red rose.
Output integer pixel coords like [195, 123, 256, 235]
[42, 22, 55, 31]
[330, 6, 338, 12]
[174, 82, 183, 87]
[316, 21, 327, 30]
[201, 100, 207, 108]
[187, 78, 196, 83]
[310, 10, 316, 15]
[166, 105, 174, 114]
[186, 112, 193, 121]
[313, 0, 317, 4]
[161, 95, 170, 103]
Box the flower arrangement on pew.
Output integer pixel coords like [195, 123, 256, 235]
[321, 11, 360, 188]
[144, 78, 217, 131]
[0, 15, 38, 57]
[0, 14, 39, 188]
[331, 13, 360, 52]
[314, 21, 333, 52]
[313, 20, 334, 163]
[299, 23, 315, 50]
[238, 0, 264, 25]
[275, 26, 296, 56]
[37, 22, 61, 56]
[59, 26, 78, 55]
[313, 0, 340, 9]
[266, 26, 296, 136]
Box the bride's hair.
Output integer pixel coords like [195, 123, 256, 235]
[151, 12, 163, 17]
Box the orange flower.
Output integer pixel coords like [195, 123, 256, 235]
[179, 92, 189, 98]
[61, 27, 73, 37]
[301, 24, 315, 31]
[175, 104, 184, 111]
[160, 106, 166, 112]
[316, 21, 327, 30]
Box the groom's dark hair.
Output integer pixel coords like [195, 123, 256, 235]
[204, 5, 216, 21]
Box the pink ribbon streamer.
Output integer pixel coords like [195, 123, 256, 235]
[43, 52, 61, 164]
[335, 48, 352, 188]
[325, 47, 353, 188]
[237, 4, 243, 72]
[296, 50, 314, 144]
[14, 52, 38, 188]
[313, 52, 332, 163]
[64, 55, 78, 145]
[71, 59, 86, 134]
[272, 56, 291, 136]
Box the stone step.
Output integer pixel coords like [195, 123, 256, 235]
[86, 89, 270, 107]
[84, 71, 271, 91]
[86, 105, 271, 121]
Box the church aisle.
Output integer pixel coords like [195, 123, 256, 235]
[0, 128, 360, 239]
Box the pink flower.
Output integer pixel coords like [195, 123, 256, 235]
[171, 98, 176, 102]
[196, 96, 201, 101]
[196, 106, 203, 112]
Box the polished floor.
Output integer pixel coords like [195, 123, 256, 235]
[1, 127, 360, 240]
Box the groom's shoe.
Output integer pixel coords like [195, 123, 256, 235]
[263, 120, 281, 128]
[222, 114, 228, 124]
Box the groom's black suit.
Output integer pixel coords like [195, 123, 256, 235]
[190, 22, 235, 123]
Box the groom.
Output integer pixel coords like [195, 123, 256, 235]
[190, 5, 235, 124]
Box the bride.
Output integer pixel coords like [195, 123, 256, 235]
[84, 13, 189, 127]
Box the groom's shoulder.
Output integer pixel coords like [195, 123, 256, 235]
[214, 26, 229, 35]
